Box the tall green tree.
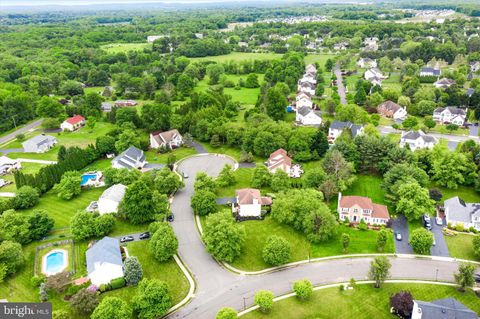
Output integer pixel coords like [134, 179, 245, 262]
[368, 256, 391, 288]
[396, 181, 435, 221]
[133, 279, 172, 319]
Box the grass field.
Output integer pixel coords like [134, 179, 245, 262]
[100, 42, 151, 54]
[241, 283, 480, 319]
[189, 52, 283, 63]
[445, 233, 479, 261]
[145, 147, 198, 164]
[430, 182, 480, 203]
[304, 53, 336, 68]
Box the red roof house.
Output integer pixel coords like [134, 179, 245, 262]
[267, 149, 292, 175]
[61, 115, 86, 131]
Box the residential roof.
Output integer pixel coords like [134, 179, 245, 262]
[267, 149, 292, 171]
[401, 130, 437, 143]
[435, 78, 455, 86]
[86, 237, 123, 275]
[151, 129, 182, 146]
[23, 134, 56, 147]
[65, 115, 85, 125]
[377, 100, 402, 113]
[372, 203, 390, 219]
[330, 121, 363, 137]
[99, 184, 127, 203]
[466, 88, 475, 97]
[444, 196, 480, 224]
[296, 92, 311, 100]
[414, 298, 478, 319]
[434, 107, 466, 116]
[235, 188, 272, 206]
[0, 156, 17, 166]
[113, 146, 146, 169]
[420, 67, 441, 76]
[340, 195, 390, 220]
[297, 106, 313, 116]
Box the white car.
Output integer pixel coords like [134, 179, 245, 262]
[435, 217, 443, 226]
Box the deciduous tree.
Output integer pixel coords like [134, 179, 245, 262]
[410, 228, 434, 255]
[262, 235, 291, 266]
[368, 256, 391, 288]
[149, 223, 178, 262]
[133, 279, 171, 319]
[91, 297, 131, 319]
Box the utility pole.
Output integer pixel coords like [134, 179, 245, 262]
[243, 297, 246, 310]
[435, 268, 439, 281]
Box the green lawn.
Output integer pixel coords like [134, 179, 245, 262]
[1, 162, 47, 192]
[189, 52, 283, 63]
[430, 182, 480, 203]
[35, 243, 74, 276]
[241, 283, 480, 319]
[100, 42, 151, 54]
[445, 233, 479, 261]
[145, 147, 198, 164]
[216, 168, 256, 197]
[304, 53, 336, 68]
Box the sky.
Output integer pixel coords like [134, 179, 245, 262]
[1, 0, 280, 6]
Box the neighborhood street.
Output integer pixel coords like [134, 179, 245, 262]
[167, 155, 467, 319]
[0, 119, 43, 146]
[334, 64, 347, 105]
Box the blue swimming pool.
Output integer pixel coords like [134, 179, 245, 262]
[81, 174, 97, 186]
[45, 251, 66, 274]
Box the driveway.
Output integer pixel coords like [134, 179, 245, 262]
[0, 148, 24, 155]
[392, 215, 413, 254]
[216, 197, 236, 205]
[191, 141, 208, 154]
[115, 232, 149, 244]
[167, 155, 463, 319]
[469, 125, 478, 137]
[447, 141, 459, 151]
[238, 162, 256, 168]
[0, 119, 43, 146]
[334, 64, 347, 105]
[430, 221, 449, 257]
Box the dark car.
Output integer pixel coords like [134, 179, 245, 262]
[167, 214, 175, 222]
[474, 273, 480, 283]
[139, 232, 150, 240]
[120, 236, 134, 243]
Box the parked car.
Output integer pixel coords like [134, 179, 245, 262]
[432, 237, 436, 246]
[182, 171, 189, 178]
[474, 273, 480, 283]
[120, 236, 134, 243]
[435, 217, 443, 226]
[395, 232, 402, 241]
[139, 232, 150, 240]
[167, 214, 174, 222]
[424, 220, 432, 230]
[423, 214, 431, 223]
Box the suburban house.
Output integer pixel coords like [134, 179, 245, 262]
[411, 298, 478, 319]
[337, 193, 390, 225]
[86, 237, 124, 286]
[377, 100, 408, 120]
[296, 106, 322, 126]
[98, 184, 127, 214]
[470, 61, 480, 73]
[432, 107, 466, 126]
[298, 74, 316, 86]
[305, 64, 317, 74]
[363, 38, 379, 51]
[434, 78, 455, 89]
[60, 115, 85, 131]
[334, 42, 348, 51]
[328, 121, 364, 144]
[296, 92, 313, 109]
[22, 135, 57, 153]
[147, 35, 164, 42]
[101, 102, 113, 112]
[420, 67, 441, 77]
[357, 58, 377, 69]
[267, 149, 292, 175]
[0, 156, 20, 175]
[400, 130, 438, 151]
[112, 146, 147, 170]
[114, 100, 137, 107]
[298, 82, 316, 96]
[232, 188, 272, 218]
[150, 129, 183, 149]
[364, 68, 387, 82]
[443, 196, 480, 231]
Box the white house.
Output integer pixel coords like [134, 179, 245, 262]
[147, 35, 165, 43]
[112, 146, 147, 170]
[298, 82, 315, 96]
[433, 107, 466, 125]
[376, 100, 408, 120]
[420, 67, 441, 77]
[22, 135, 57, 153]
[364, 68, 387, 81]
[412, 298, 478, 319]
[298, 74, 316, 86]
[60, 115, 85, 132]
[443, 197, 480, 231]
[232, 188, 272, 218]
[357, 58, 377, 69]
[296, 106, 322, 126]
[86, 237, 124, 286]
[328, 121, 364, 144]
[434, 78, 455, 89]
[266, 149, 292, 175]
[150, 129, 183, 149]
[400, 130, 438, 151]
[296, 93, 313, 109]
[333, 42, 348, 51]
[98, 184, 127, 214]
[0, 156, 21, 175]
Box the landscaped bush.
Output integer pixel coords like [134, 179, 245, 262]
[293, 279, 313, 300]
[99, 284, 108, 293]
[254, 290, 274, 313]
[262, 235, 291, 266]
[358, 219, 368, 231]
[110, 277, 126, 290]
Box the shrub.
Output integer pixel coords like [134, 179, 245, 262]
[216, 307, 238, 319]
[254, 290, 274, 313]
[293, 279, 313, 300]
[390, 291, 414, 318]
[70, 288, 99, 314]
[99, 284, 108, 293]
[358, 219, 368, 231]
[31, 275, 45, 288]
[124, 256, 143, 286]
[110, 277, 126, 290]
[262, 235, 291, 266]
[13, 186, 39, 209]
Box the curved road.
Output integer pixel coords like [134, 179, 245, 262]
[168, 155, 464, 319]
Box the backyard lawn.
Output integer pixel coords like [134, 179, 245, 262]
[189, 52, 283, 63]
[100, 42, 151, 53]
[445, 233, 479, 261]
[240, 283, 480, 319]
[145, 146, 198, 164]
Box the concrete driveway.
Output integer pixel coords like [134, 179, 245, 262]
[430, 220, 450, 257]
[392, 215, 413, 254]
[469, 125, 479, 137]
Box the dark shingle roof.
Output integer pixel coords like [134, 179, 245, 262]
[420, 67, 441, 76]
[414, 298, 478, 319]
[330, 121, 363, 137]
[113, 146, 145, 169]
[297, 106, 312, 116]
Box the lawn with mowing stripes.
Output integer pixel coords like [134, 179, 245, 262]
[445, 233, 479, 261]
[241, 283, 480, 319]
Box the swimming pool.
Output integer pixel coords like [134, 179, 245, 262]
[42, 249, 68, 276]
[81, 173, 97, 186]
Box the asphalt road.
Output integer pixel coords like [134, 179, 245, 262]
[334, 64, 347, 105]
[167, 155, 468, 319]
[0, 119, 43, 146]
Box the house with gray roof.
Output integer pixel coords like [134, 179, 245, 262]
[420, 67, 441, 77]
[86, 237, 124, 286]
[444, 196, 480, 231]
[22, 134, 57, 153]
[400, 130, 438, 151]
[433, 107, 466, 126]
[412, 298, 478, 319]
[98, 184, 127, 214]
[296, 106, 322, 126]
[328, 121, 364, 144]
[112, 146, 147, 170]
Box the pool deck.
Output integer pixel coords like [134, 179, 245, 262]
[41, 248, 69, 276]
